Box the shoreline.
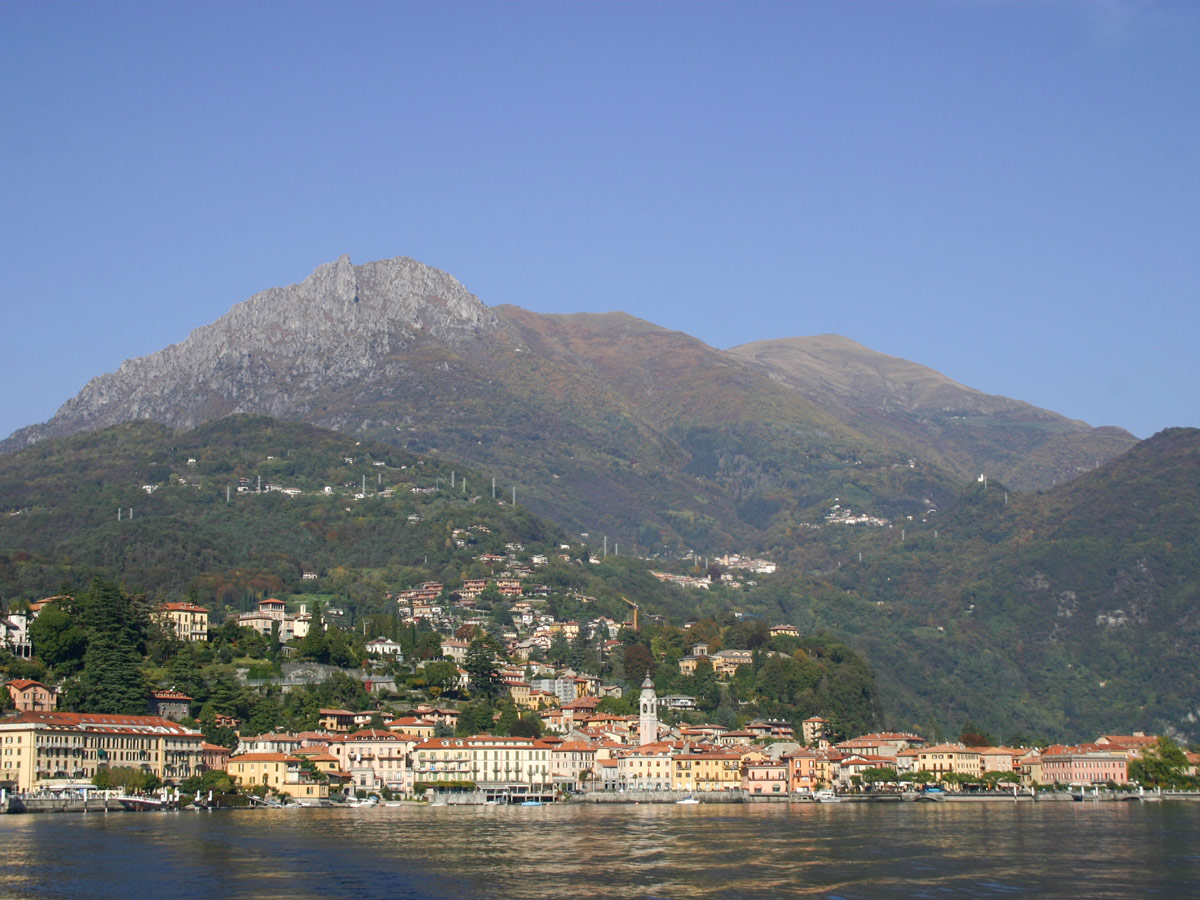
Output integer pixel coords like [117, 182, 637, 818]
[8, 789, 1199, 814]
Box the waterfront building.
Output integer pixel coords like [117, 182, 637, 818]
[672, 748, 742, 791]
[977, 746, 1024, 774]
[1093, 733, 1159, 760]
[617, 742, 675, 791]
[1039, 750, 1128, 785]
[412, 735, 553, 793]
[783, 748, 822, 793]
[915, 744, 983, 780]
[0, 711, 203, 792]
[200, 741, 231, 771]
[833, 754, 898, 789]
[227, 752, 330, 800]
[551, 740, 598, 791]
[325, 728, 418, 793]
[741, 751, 789, 796]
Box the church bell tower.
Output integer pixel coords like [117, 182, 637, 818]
[639, 672, 658, 746]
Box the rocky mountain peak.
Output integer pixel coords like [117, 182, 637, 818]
[1, 255, 500, 450]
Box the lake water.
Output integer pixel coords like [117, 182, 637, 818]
[2, 801, 1198, 899]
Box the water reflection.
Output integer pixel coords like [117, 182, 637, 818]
[1, 801, 1198, 899]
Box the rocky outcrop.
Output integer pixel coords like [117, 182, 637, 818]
[2, 256, 499, 450]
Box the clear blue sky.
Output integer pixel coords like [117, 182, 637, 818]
[2, 1, 1197, 441]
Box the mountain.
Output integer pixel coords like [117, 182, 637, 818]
[728, 335, 1137, 491]
[0, 416, 670, 617]
[1, 255, 1137, 553]
[3, 415, 1197, 744]
[749, 426, 1200, 742]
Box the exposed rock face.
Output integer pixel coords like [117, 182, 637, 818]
[3, 256, 498, 448]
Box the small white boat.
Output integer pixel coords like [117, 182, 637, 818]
[676, 795, 700, 805]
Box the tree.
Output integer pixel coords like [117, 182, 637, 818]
[1130, 736, 1189, 788]
[512, 712, 544, 738]
[959, 719, 994, 747]
[568, 628, 591, 671]
[297, 621, 328, 662]
[622, 643, 655, 683]
[27, 604, 87, 674]
[465, 636, 501, 699]
[421, 660, 461, 698]
[180, 768, 235, 796]
[860, 766, 898, 788]
[547, 632, 570, 667]
[92, 766, 162, 793]
[72, 632, 147, 715]
[76, 579, 145, 650]
[596, 695, 634, 716]
[456, 698, 494, 736]
[245, 694, 282, 736]
[496, 702, 520, 735]
[199, 712, 238, 750]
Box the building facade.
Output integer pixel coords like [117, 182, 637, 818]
[153, 603, 210, 642]
[0, 712, 204, 792]
[5, 679, 56, 712]
[412, 736, 553, 792]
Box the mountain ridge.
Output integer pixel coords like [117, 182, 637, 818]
[0, 254, 1140, 550]
[727, 334, 1135, 491]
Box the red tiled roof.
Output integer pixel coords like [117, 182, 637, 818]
[5, 679, 48, 691]
[151, 689, 193, 701]
[157, 602, 209, 613]
[4, 711, 199, 735]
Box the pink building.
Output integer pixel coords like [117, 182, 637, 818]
[742, 755, 789, 796]
[1040, 751, 1128, 785]
[6, 679, 56, 712]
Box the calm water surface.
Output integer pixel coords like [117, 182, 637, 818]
[2, 801, 1198, 899]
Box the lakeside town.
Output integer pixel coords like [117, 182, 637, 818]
[3, 574, 1196, 809]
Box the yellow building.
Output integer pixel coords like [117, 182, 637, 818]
[915, 744, 983, 780]
[672, 750, 742, 791]
[153, 602, 210, 642]
[228, 752, 329, 800]
[0, 711, 203, 792]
